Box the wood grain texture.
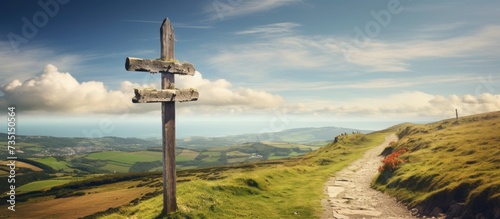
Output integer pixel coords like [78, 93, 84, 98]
[160, 18, 178, 214]
[125, 57, 195, 75]
[132, 88, 199, 103]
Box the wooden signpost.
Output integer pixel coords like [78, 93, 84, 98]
[124, 18, 198, 215]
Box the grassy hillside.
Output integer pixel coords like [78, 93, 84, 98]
[91, 132, 388, 218]
[177, 126, 370, 149]
[373, 111, 500, 218]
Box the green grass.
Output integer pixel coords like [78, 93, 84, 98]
[267, 154, 288, 160]
[176, 149, 199, 161]
[100, 163, 131, 173]
[17, 179, 72, 193]
[98, 132, 388, 219]
[226, 151, 251, 157]
[373, 111, 500, 218]
[264, 142, 319, 151]
[227, 157, 247, 163]
[200, 151, 221, 156]
[86, 151, 162, 166]
[31, 157, 73, 172]
[201, 156, 220, 163]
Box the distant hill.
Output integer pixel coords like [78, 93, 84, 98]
[0, 133, 159, 157]
[373, 111, 500, 219]
[177, 126, 371, 149]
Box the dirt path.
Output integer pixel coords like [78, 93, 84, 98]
[321, 134, 417, 219]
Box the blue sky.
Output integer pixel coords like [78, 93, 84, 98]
[0, 0, 499, 138]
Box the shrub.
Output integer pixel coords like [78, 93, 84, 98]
[378, 147, 407, 173]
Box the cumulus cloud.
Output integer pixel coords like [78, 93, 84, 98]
[0, 65, 135, 114]
[176, 71, 285, 113]
[0, 65, 285, 115]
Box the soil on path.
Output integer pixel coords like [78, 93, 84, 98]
[321, 134, 417, 219]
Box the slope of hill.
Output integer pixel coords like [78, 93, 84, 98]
[177, 126, 371, 149]
[373, 111, 500, 219]
[3, 112, 497, 218]
[0, 131, 388, 218]
[96, 132, 387, 219]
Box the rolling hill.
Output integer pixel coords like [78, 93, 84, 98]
[0, 112, 497, 218]
[373, 111, 500, 219]
[0, 129, 386, 218]
[177, 126, 371, 149]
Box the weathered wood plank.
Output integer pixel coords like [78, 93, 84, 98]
[160, 18, 177, 215]
[132, 88, 198, 103]
[125, 57, 195, 75]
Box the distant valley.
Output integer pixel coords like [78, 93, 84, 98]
[0, 126, 369, 181]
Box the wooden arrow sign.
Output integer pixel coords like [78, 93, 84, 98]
[125, 57, 195, 75]
[132, 88, 199, 103]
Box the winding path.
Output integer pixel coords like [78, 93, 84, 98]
[321, 134, 417, 219]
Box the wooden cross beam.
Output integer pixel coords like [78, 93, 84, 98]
[125, 57, 195, 75]
[132, 88, 199, 103]
[124, 18, 198, 215]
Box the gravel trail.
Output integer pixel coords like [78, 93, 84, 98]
[321, 134, 417, 219]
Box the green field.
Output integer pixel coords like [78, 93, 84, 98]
[267, 151, 300, 160]
[227, 157, 247, 163]
[99, 163, 130, 173]
[86, 151, 162, 165]
[199, 151, 221, 156]
[264, 141, 319, 151]
[17, 179, 72, 193]
[176, 149, 199, 161]
[32, 157, 73, 172]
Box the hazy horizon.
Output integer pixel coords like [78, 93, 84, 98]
[5, 115, 439, 139]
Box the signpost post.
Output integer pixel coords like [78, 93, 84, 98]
[124, 18, 198, 215]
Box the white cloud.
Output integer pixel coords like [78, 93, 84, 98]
[235, 22, 301, 35]
[0, 65, 285, 115]
[252, 74, 480, 92]
[295, 91, 500, 118]
[344, 25, 500, 72]
[209, 25, 500, 75]
[0, 65, 136, 114]
[176, 71, 285, 113]
[416, 22, 466, 33]
[207, 0, 301, 21]
[209, 36, 343, 78]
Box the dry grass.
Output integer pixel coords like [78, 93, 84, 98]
[0, 179, 156, 219]
[0, 160, 43, 172]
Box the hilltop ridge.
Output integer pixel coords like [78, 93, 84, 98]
[373, 111, 500, 219]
